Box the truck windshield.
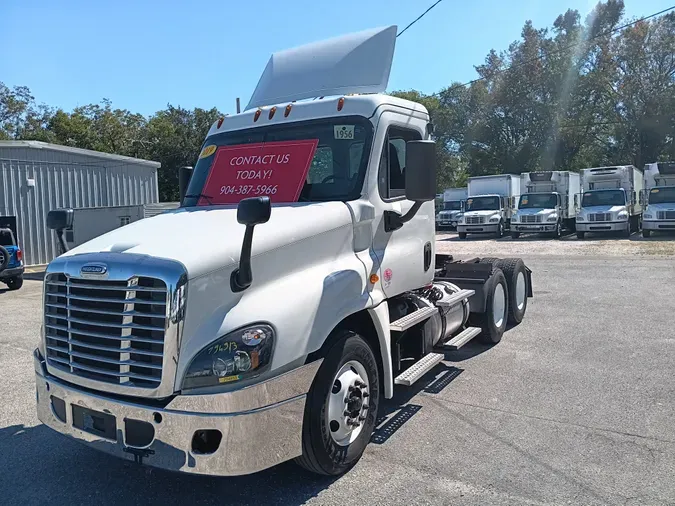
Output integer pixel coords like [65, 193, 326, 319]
[465, 196, 500, 211]
[183, 116, 373, 207]
[581, 189, 626, 207]
[519, 193, 557, 209]
[443, 201, 462, 211]
[648, 187, 675, 204]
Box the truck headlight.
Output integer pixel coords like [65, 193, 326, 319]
[489, 216, 500, 223]
[617, 212, 628, 220]
[644, 213, 653, 219]
[576, 215, 584, 222]
[546, 214, 558, 222]
[511, 215, 518, 222]
[182, 324, 275, 390]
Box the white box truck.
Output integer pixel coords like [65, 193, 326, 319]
[35, 26, 533, 478]
[511, 171, 580, 239]
[576, 165, 644, 239]
[457, 174, 520, 239]
[642, 161, 675, 237]
[436, 187, 467, 229]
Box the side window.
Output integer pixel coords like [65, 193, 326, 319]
[378, 127, 422, 200]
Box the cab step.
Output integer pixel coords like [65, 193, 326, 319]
[394, 352, 444, 386]
[390, 306, 438, 332]
[436, 289, 475, 308]
[435, 326, 481, 351]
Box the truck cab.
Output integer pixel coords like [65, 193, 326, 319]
[34, 26, 533, 478]
[642, 161, 675, 237]
[511, 171, 580, 239]
[457, 174, 520, 239]
[576, 166, 644, 239]
[436, 187, 467, 230]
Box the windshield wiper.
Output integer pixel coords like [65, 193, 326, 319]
[183, 193, 214, 204]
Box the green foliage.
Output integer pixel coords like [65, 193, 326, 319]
[1, 1, 673, 199]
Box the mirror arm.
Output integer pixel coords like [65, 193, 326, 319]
[55, 229, 69, 254]
[231, 225, 256, 292]
[384, 202, 423, 232]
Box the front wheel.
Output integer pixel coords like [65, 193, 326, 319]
[553, 221, 562, 239]
[577, 231, 585, 239]
[511, 232, 520, 239]
[496, 222, 504, 238]
[295, 331, 380, 476]
[458, 232, 467, 240]
[642, 229, 651, 238]
[6, 276, 23, 290]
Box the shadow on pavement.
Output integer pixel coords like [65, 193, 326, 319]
[0, 423, 337, 506]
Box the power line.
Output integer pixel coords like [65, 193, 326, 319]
[432, 5, 675, 97]
[397, 0, 446, 38]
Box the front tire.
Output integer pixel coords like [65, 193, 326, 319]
[6, 276, 23, 290]
[577, 231, 585, 239]
[511, 232, 520, 239]
[496, 222, 504, 238]
[642, 229, 651, 238]
[469, 268, 508, 344]
[458, 232, 467, 240]
[553, 221, 562, 239]
[296, 331, 380, 476]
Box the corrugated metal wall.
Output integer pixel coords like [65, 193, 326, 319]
[0, 145, 159, 265]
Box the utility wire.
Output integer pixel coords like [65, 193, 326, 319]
[397, 0, 446, 38]
[432, 5, 675, 97]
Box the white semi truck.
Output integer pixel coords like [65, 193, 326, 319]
[436, 187, 467, 229]
[642, 161, 675, 237]
[35, 26, 533, 478]
[511, 171, 580, 239]
[576, 165, 644, 239]
[457, 174, 520, 239]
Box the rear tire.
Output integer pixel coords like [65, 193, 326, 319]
[469, 268, 508, 344]
[642, 229, 651, 238]
[576, 231, 585, 239]
[295, 330, 380, 476]
[0, 245, 9, 273]
[6, 276, 23, 290]
[458, 232, 467, 240]
[492, 258, 527, 324]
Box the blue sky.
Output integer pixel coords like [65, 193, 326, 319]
[2, 0, 672, 116]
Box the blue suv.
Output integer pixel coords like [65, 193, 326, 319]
[0, 228, 24, 290]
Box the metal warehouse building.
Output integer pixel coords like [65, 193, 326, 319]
[0, 141, 160, 266]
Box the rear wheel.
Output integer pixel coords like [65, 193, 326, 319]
[642, 229, 651, 238]
[469, 268, 508, 344]
[458, 232, 467, 240]
[295, 331, 379, 476]
[0, 245, 9, 273]
[493, 258, 527, 324]
[6, 276, 23, 290]
[577, 231, 585, 239]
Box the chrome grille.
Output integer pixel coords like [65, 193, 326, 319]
[44, 273, 167, 388]
[521, 215, 542, 223]
[589, 213, 611, 222]
[465, 216, 485, 224]
[657, 211, 675, 220]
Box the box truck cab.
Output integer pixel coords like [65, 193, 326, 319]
[642, 161, 675, 237]
[576, 166, 644, 239]
[436, 187, 467, 229]
[457, 175, 520, 239]
[34, 26, 533, 478]
[511, 171, 580, 239]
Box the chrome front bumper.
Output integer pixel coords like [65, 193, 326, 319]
[642, 220, 675, 231]
[457, 223, 499, 234]
[513, 224, 556, 232]
[576, 221, 628, 232]
[35, 350, 321, 476]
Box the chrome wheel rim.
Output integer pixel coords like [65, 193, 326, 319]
[326, 360, 370, 446]
[493, 282, 506, 328]
[516, 271, 526, 311]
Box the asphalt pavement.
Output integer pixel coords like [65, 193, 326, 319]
[1, 256, 674, 505]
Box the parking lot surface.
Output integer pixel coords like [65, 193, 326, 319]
[2, 249, 675, 505]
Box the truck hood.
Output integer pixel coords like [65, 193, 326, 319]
[645, 203, 675, 213]
[61, 202, 353, 279]
[580, 205, 626, 213]
[463, 210, 500, 217]
[438, 210, 461, 218]
[516, 208, 556, 216]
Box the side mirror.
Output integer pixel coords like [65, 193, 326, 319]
[231, 197, 271, 292]
[47, 209, 74, 255]
[237, 196, 272, 225]
[404, 140, 436, 202]
[47, 209, 73, 231]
